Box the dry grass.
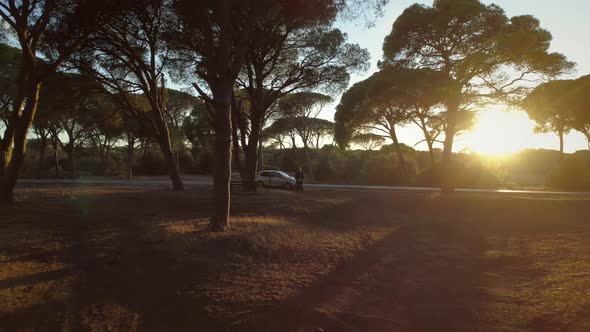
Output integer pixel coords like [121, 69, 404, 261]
[1, 185, 590, 331]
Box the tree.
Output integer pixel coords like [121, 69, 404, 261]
[262, 117, 299, 150]
[0, 43, 19, 127]
[381, 0, 573, 192]
[567, 75, 590, 148]
[278, 92, 333, 180]
[524, 75, 590, 153]
[306, 118, 335, 149]
[83, 96, 123, 177]
[184, 103, 215, 174]
[33, 79, 67, 178]
[164, 89, 200, 172]
[233, 11, 369, 189]
[42, 73, 103, 177]
[171, 0, 257, 230]
[0, 0, 112, 203]
[119, 106, 148, 180]
[31, 117, 51, 178]
[523, 80, 574, 158]
[351, 133, 385, 151]
[78, 0, 184, 190]
[171, 0, 388, 231]
[334, 69, 416, 174]
[116, 94, 153, 180]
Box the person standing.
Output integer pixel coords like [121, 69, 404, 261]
[295, 167, 305, 197]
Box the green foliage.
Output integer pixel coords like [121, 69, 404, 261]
[523, 80, 573, 135]
[523, 75, 590, 146]
[334, 67, 447, 148]
[381, 0, 572, 83]
[360, 151, 417, 185]
[545, 153, 590, 191]
[351, 133, 385, 150]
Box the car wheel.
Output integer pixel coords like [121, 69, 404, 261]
[284, 182, 294, 189]
[256, 181, 265, 188]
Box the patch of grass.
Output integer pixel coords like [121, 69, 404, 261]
[2, 186, 590, 331]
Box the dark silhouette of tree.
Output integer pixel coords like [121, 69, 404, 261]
[335, 69, 442, 173]
[262, 117, 299, 150]
[566, 75, 590, 148]
[233, 11, 369, 189]
[277, 92, 333, 180]
[0, 0, 112, 203]
[351, 133, 385, 151]
[31, 99, 60, 178]
[119, 108, 143, 180]
[184, 103, 214, 157]
[523, 80, 574, 158]
[165, 89, 200, 173]
[83, 96, 123, 177]
[171, 0, 388, 231]
[32, 73, 103, 178]
[170, 0, 258, 230]
[77, 0, 184, 190]
[381, 0, 574, 192]
[0, 43, 19, 127]
[524, 75, 590, 153]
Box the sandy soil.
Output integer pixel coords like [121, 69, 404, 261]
[1, 186, 589, 331]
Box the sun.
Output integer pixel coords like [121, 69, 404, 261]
[460, 107, 537, 156]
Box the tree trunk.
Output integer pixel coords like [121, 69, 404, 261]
[242, 111, 261, 190]
[304, 143, 314, 182]
[38, 138, 47, 179]
[127, 136, 134, 180]
[244, 138, 259, 190]
[158, 139, 184, 191]
[70, 152, 76, 179]
[441, 101, 459, 194]
[53, 139, 60, 178]
[427, 141, 435, 168]
[419, 117, 436, 168]
[558, 129, 564, 160]
[258, 137, 264, 171]
[102, 149, 110, 177]
[152, 106, 184, 191]
[0, 82, 41, 204]
[230, 109, 247, 182]
[0, 127, 14, 178]
[0, 148, 6, 177]
[63, 145, 76, 179]
[1, 92, 24, 178]
[210, 90, 232, 232]
[389, 126, 407, 176]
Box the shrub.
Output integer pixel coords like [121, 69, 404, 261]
[545, 158, 590, 191]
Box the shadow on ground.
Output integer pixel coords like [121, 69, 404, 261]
[1, 186, 590, 331]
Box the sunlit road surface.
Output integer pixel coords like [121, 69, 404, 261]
[16, 179, 590, 196]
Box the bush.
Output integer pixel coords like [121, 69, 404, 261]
[135, 151, 167, 176]
[545, 158, 590, 191]
[359, 152, 417, 186]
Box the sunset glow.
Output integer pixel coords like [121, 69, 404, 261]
[461, 108, 538, 156]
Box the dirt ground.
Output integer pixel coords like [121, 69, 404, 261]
[1, 186, 590, 331]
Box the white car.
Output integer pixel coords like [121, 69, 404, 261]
[256, 170, 296, 189]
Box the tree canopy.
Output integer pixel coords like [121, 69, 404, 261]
[380, 0, 573, 191]
[524, 75, 590, 152]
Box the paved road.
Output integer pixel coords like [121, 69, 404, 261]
[16, 179, 590, 196]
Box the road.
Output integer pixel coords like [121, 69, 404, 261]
[16, 178, 590, 196]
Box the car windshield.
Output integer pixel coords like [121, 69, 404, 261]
[276, 171, 290, 178]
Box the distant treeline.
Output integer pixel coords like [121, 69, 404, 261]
[21, 140, 590, 191]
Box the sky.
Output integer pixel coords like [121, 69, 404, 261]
[328, 0, 590, 154]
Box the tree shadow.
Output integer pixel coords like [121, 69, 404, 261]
[3, 187, 590, 331]
[234, 217, 491, 331]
